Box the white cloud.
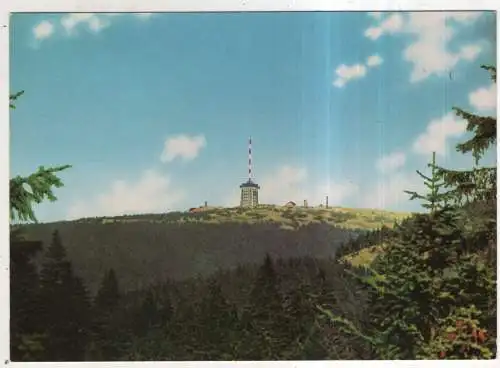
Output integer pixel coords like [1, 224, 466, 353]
[258, 165, 308, 204]
[365, 12, 484, 82]
[67, 169, 186, 219]
[33, 20, 54, 40]
[61, 13, 110, 34]
[469, 84, 497, 113]
[459, 44, 482, 61]
[32, 13, 153, 42]
[333, 63, 367, 88]
[225, 164, 358, 207]
[376, 151, 406, 174]
[366, 54, 384, 67]
[412, 113, 467, 157]
[365, 13, 403, 40]
[160, 134, 207, 163]
[333, 54, 384, 88]
[362, 171, 421, 210]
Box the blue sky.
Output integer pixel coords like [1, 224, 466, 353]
[10, 11, 497, 222]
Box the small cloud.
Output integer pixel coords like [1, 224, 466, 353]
[160, 134, 207, 163]
[366, 54, 384, 67]
[33, 12, 154, 43]
[67, 169, 186, 219]
[459, 44, 482, 61]
[33, 20, 54, 40]
[365, 27, 383, 40]
[333, 79, 345, 88]
[61, 13, 110, 34]
[333, 63, 367, 88]
[376, 151, 406, 174]
[364, 13, 403, 40]
[412, 112, 467, 157]
[469, 83, 497, 113]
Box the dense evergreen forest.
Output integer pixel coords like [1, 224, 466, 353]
[14, 220, 363, 293]
[9, 65, 497, 361]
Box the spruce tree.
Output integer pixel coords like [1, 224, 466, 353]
[320, 65, 496, 360]
[281, 282, 320, 359]
[241, 254, 289, 360]
[10, 229, 45, 361]
[9, 90, 73, 361]
[91, 269, 121, 360]
[196, 279, 241, 360]
[38, 230, 91, 361]
[435, 65, 497, 261]
[434, 65, 497, 355]
[95, 269, 120, 312]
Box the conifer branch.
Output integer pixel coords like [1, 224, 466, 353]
[10, 90, 25, 109]
[10, 165, 72, 223]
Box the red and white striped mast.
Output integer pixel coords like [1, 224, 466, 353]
[248, 137, 253, 182]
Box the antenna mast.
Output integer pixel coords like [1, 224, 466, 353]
[248, 137, 253, 182]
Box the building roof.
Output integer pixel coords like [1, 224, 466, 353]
[240, 179, 260, 189]
[188, 207, 205, 213]
[285, 201, 296, 206]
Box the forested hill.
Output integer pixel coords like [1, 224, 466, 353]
[15, 205, 409, 293]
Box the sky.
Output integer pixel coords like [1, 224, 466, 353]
[9, 11, 497, 222]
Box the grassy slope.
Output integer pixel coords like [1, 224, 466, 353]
[92, 204, 411, 230]
[340, 244, 387, 267]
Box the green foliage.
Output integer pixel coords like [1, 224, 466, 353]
[195, 279, 241, 359]
[10, 165, 72, 223]
[321, 65, 497, 360]
[241, 254, 289, 359]
[448, 68, 496, 169]
[38, 230, 91, 360]
[9, 90, 71, 223]
[10, 229, 44, 360]
[9, 90, 25, 109]
[419, 305, 493, 359]
[95, 269, 120, 312]
[405, 152, 452, 212]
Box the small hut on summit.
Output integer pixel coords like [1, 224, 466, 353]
[284, 201, 297, 208]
